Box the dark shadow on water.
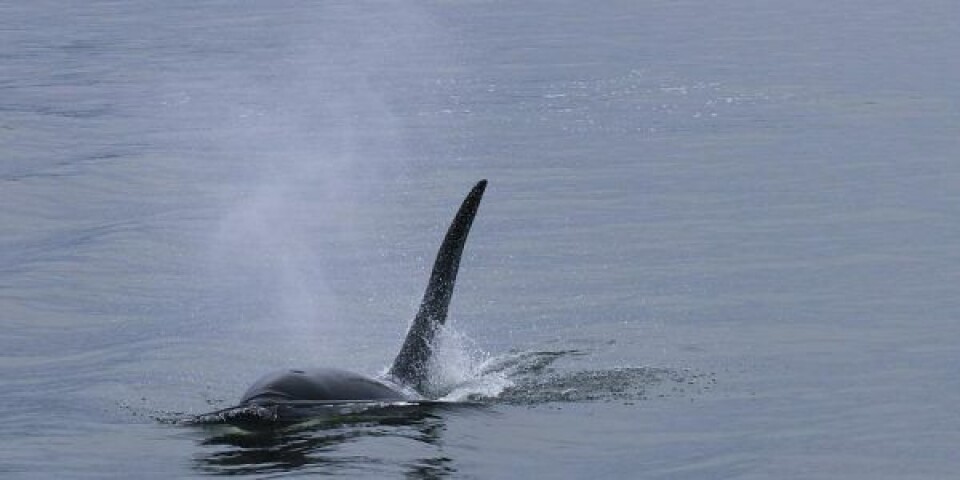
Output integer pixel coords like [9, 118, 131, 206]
[497, 365, 716, 405]
[465, 349, 716, 405]
[189, 402, 476, 478]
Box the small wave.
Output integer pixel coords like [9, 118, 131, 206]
[497, 366, 713, 405]
[425, 347, 713, 405]
[182, 400, 459, 430]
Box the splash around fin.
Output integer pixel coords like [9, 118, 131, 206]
[388, 179, 487, 393]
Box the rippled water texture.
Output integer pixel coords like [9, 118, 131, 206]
[2, 0, 959, 478]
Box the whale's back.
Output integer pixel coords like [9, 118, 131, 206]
[240, 368, 406, 404]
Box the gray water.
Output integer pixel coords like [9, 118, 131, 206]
[2, 1, 959, 478]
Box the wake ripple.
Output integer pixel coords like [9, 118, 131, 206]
[435, 349, 715, 405]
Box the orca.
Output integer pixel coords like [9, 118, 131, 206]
[238, 179, 487, 406]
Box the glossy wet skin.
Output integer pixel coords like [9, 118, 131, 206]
[240, 368, 408, 404]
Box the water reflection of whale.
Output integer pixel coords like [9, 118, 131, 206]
[193, 402, 476, 477]
[194, 180, 488, 428]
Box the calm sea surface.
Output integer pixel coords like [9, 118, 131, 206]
[2, 1, 958, 478]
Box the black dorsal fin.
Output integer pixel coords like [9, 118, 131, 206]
[388, 179, 487, 393]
